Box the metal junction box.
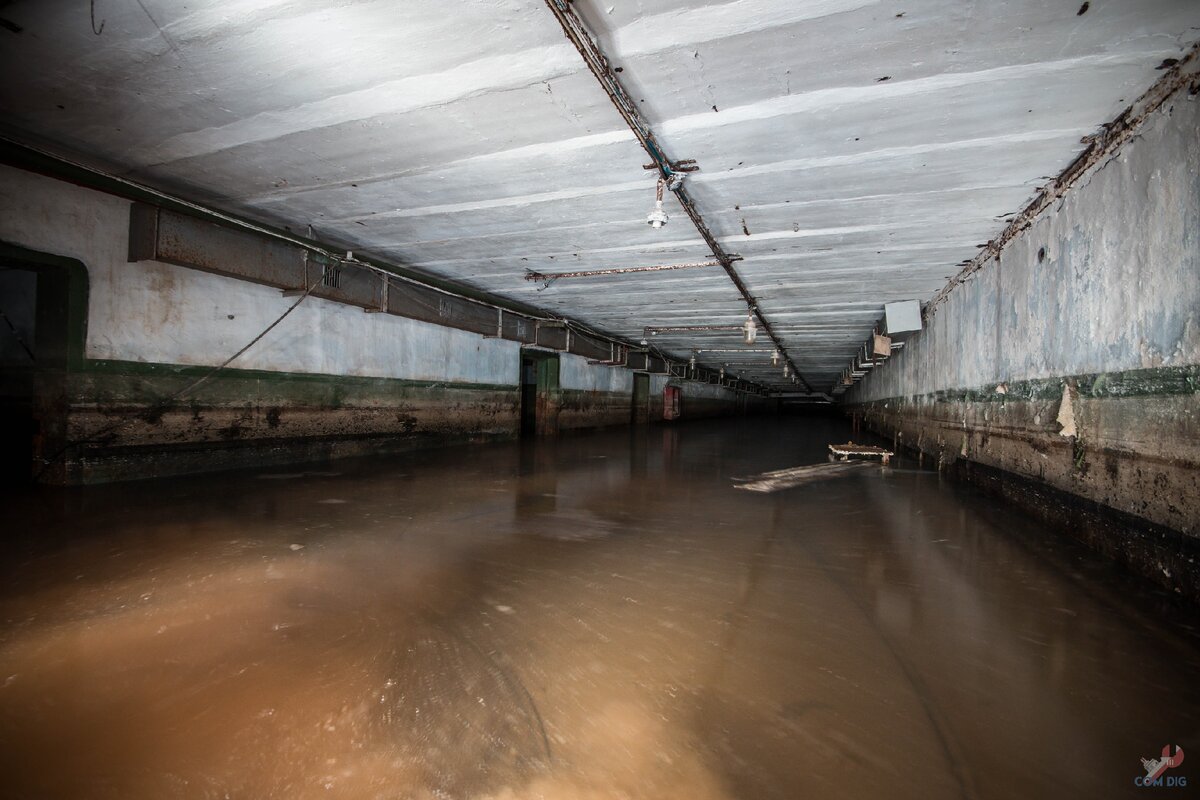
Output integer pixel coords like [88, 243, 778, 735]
[883, 300, 922, 337]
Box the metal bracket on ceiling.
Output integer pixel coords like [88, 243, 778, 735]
[644, 324, 744, 336]
[533, 320, 571, 352]
[524, 260, 723, 287]
[282, 249, 310, 297]
[589, 342, 614, 366]
[364, 273, 389, 313]
[642, 159, 699, 175]
[483, 308, 506, 339]
[525, 269, 558, 291]
[284, 225, 324, 296]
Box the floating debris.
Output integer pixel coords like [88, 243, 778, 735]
[734, 460, 875, 493]
[828, 442, 894, 464]
[257, 471, 343, 480]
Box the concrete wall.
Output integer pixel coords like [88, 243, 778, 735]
[846, 86, 1199, 597]
[556, 356, 751, 428]
[558, 352, 636, 430]
[676, 379, 749, 418]
[0, 165, 747, 483]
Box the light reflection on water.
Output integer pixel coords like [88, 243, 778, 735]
[1, 418, 1197, 799]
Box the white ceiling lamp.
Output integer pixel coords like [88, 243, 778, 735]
[783, 363, 790, 378]
[771, 349, 780, 367]
[646, 178, 669, 229]
[742, 314, 757, 345]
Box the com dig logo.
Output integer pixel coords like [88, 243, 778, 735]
[1135, 745, 1186, 788]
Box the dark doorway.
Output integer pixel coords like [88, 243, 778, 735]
[0, 243, 89, 485]
[519, 350, 560, 437]
[520, 355, 538, 436]
[0, 267, 38, 482]
[632, 372, 649, 424]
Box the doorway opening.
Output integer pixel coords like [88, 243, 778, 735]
[519, 349, 560, 437]
[631, 372, 649, 424]
[0, 267, 38, 482]
[0, 243, 89, 485]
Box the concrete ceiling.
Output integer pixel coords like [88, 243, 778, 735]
[2, 0, 1197, 390]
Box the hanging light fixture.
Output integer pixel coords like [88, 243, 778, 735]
[783, 363, 790, 378]
[742, 314, 757, 345]
[646, 178, 669, 229]
[719, 367, 725, 380]
[771, 349, 780, 367]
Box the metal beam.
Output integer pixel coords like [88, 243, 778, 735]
[8, 135, 765, 390]
[524, 259, 723, 284]
[645, 325, 743, 334]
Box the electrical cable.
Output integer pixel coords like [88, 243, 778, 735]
[2, 134, 740, 381]
[0, 307, 36, 362]
[34, 270, 325, 479]
[89, 0, 105, 35]
[4, 134, 564, 322]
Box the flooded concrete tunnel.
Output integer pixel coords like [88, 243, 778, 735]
[0, 1, 1198, 798]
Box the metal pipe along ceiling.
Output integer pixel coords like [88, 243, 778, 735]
[542, 0, 814, 393]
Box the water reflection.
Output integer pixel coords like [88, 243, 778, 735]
[0, 418, 1197, 799]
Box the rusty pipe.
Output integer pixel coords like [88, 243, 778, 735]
[524, 260, 722, 282]
[541, 0, 812, 392]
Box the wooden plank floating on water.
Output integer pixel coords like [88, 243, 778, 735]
[828, 441, 894, 465]
[734, 460, 875, 493]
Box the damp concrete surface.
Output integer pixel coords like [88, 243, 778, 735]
[1, 418, 1197, 799]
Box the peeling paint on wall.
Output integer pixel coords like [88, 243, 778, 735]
[0, 167, 746, 483]
[1056, 382, 1077, 438]
[845, 81, 1200, 593]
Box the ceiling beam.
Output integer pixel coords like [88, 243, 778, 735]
[524, 259, 723, 286]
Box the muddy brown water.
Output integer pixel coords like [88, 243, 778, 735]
[1, 418, 1197, 799]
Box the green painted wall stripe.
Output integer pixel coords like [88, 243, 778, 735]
[859, 365, 1199, 405]
[79, 358, 517, 393]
